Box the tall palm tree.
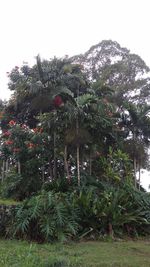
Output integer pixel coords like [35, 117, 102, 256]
[122, 103, 150, 188]
[64, 92, 114, 185]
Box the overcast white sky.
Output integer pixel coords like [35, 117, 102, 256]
[0, 0, 150, 189]
[1, 0, 150, 99]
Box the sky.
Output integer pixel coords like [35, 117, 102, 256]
[0, 0, 150, 189]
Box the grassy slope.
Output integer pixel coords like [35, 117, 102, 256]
[0, 240, 150, 267]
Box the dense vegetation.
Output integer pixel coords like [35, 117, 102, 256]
[0, 40, 150, 242]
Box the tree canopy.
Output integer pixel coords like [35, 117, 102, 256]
[0, 41, 150, 241]
[71, 40, 150, 104]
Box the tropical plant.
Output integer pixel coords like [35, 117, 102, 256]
[120, 102, 150, 188]
[12, 191, 79, 242]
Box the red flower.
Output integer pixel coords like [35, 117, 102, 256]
[33, 128, 38, 133]
[33, 127, 43, 133]
[5, 140, 13, 145]
[53, 95, 64, 107]
[26, 143, 35, 149]
[9, 120, 16, 126]
[3, 131, 11, 137]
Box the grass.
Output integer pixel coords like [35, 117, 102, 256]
[0, 198, 20, 205]
[0, 239, 150, 266]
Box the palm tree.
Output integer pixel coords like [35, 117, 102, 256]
[121, 103, 150, 188]
[34, 58, 89, 183]
[64, 92, 114, 185]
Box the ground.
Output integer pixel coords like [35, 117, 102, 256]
[0, 239, 150, 266]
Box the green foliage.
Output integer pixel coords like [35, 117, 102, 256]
[1, 170, 42, 200]
[92, 148, 133, 185]
[42, 177, 72, 193]
[13, 191, 79, 242]
[1, 172, 24, 200]
[2, 181, 150, 241]
[95, 185, 150, 236]
[105, 148, 133, 183]
[1, 42, 150, 243]
[71, 40, 150, 104]
[68, 182, 150, 238]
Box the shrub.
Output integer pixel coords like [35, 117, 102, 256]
[1, 170, 42, 201]
[12, 191, 79, 242]
[6, 182, 150, 242]
[69, 183, 150, 238]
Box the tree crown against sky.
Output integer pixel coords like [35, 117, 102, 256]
[0, 40, 150, 193]
[71, 40, 150, 104]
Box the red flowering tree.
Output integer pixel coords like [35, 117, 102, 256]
[0, 119, 53, 199]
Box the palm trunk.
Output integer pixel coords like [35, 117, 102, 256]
[89, 150, 92, 176]
[64, 145, 71, 183]
[47, 124, 53, 181]
[108, 222, 114, 238]
[76, 114, 80, 186]
[6, 159, 9, 175]
[133, 129, 137, 188]
[134, 157, 137, 188]
[138, 135, 142, 191]
[18, 160, 21, 174]
[49, 158, 53, 181]
[77, 145, 80, 186]
[53, 131, 57, 180]
[42, 166, 45, 182]
[2, 160, 5, 182]
[138, 163, 141, 191]
[76, 84, 80, 186]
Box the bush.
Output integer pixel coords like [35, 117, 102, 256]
[12, 191, 79, 242]
[1, 170, 42, 201]
[69, 183, 150, 238]
[6, 182, 150, 242]
[0, 204, 16, 238]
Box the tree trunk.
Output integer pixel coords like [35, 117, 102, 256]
[53, 131, 57, 180]
[64, 145, 71, 183]
[49, 158, 53, 181]
[134, 157, 137, 188]
[6, 159, 9, 174]
[76, 84, 80, 186]
[18, 160, 21, 174]
[77, 145, 80, 186]
[133, 129, 137, 188]
[138, 163, 141, 191]
[89, 150, 92, 176]
[76, 112, 80, 186]
[108, 222, 114, 238]
[2, 160, 5, 182]
[41, 166, 45, 182]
